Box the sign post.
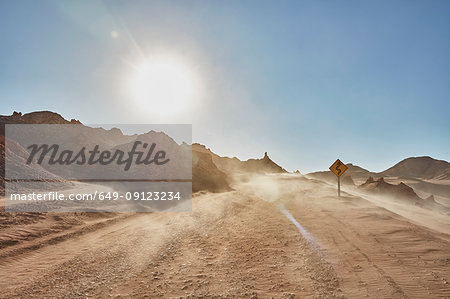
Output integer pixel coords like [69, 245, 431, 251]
[338, 175, 341, 197]
[329, 159, 348, 197]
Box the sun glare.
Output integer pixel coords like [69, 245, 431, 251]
[129, 56, 198, 119]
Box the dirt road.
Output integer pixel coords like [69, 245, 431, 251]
[1, 175, 449, 298]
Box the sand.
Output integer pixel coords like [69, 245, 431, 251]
[0, 174, 449, 298]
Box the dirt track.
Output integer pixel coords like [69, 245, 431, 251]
[1, 175, 449, 298]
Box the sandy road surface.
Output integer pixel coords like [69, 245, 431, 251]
[1, 175, 449, 298]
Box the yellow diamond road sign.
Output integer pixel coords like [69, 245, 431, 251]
[329, 159, 348, 177]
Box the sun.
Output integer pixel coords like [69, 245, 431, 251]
[129, 56, 198, 119]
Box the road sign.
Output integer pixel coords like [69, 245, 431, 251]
[329, 159, 348, 177]
[329, 159, 348, 197]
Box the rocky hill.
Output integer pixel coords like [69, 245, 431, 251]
[379, 156, 450, 181]
[192, 143, 286, 176]
[359, 177, 422, 201]
[1, 111, 237, 194]
[0, 111, 81, 125]
[357, 177, 445, 210]
[192, 151, 232, 193]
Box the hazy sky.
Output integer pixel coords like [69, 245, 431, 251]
[1, 0, 449, 173]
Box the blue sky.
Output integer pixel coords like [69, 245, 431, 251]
[1, 0, 449, 173]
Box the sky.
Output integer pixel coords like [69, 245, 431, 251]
[0, 0, 449, 173]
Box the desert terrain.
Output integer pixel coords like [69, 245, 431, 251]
[0, 112, 449, 298]
[1, 173, 449, 298]
[1, 0, 449, 296]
